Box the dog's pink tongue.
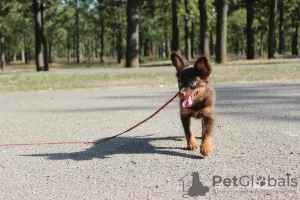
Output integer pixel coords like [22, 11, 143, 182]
[182, 96, 193, 108]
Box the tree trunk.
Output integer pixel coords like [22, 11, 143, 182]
[23, 31, 28, 64]
[246, 0, 255, 59]
[158, 45, 163, 58]
[21, 50, 25, 62]
[75, 0, 80, 64]
[171, 0, 179, 51]
[4, 40, 10, 64]
[291, 24, 298, 55]
[268, 0, 278, 59]
[100, 4, 104, 63]
[241, 28, 244, 55]
[199, 0, 209, 56]
[215, 0, 228, 63]
[278, 0, 284, 54]
[73, 30, 76, 63]
[139, 29, 143, 55]
[164, 32, 169, 59]
[143, 38, 149, 56]
[117, 5, 123, 64]
[48, 31, 53, 63]
[0, 36, 4, 71]
[28, 45, 31, 64]
[291, 5, 300, 55]
[191, 22, 194, 58]
[100, 19, 104, 63]
[291, 6, 299, 56]
[67, 31, 70, 62]
[41, 1, 48, 71]
[92, 36, 96, 61]
[209, 31, 214, 56]
[117, 31, 122, 64]
[259, 30, 264, 56]
[33, 0, 43, 71]
[48, 41, 52, 64]
[126, 0, 139, 68]
[184, 0, 191, 60]
[150, 42, 154, 56]
[234, 38, 239, 55]
[111, 35, 115, 58]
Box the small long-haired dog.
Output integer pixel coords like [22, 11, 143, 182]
[170, 51, 215, 156]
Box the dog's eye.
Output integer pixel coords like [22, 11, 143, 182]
[189, 82, 197, 88]
[178, 82, 183, 88]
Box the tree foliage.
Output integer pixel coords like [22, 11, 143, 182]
[0, 0, 300, 69]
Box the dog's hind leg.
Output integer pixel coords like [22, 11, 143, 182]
[181, 115, 198, 150]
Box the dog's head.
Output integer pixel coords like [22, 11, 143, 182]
[170, 51, 212, 108]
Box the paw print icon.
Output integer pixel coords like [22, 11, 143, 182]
[256, 176, 266, 187]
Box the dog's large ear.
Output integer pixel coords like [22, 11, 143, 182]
[170, 51, 187, 72]
[194, 55, 212, 79]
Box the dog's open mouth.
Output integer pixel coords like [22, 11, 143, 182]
[181, 91, 198, 108]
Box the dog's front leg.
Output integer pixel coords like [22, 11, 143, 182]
[200, 116, 214, 156]
[181, 114, 198, 150]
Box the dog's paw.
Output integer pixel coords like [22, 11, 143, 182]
[187, 140, 198, 151]
[200, 142, 211, 156]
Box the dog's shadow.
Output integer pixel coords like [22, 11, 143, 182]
[23, 136, 204, 160]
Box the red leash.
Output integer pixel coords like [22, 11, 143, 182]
[0, 92, 179, 147]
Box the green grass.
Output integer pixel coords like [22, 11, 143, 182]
[2, 59, 173, 74]
[0, 65, 299, 92]
[210, 65, 300, 84]
[0, 72, 175, 92]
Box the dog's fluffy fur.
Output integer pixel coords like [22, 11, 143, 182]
[170, 51, 215, 156]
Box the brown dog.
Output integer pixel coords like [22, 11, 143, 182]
[170, 51, 215, 156]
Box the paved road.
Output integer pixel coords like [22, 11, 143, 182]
[0, 83, 300, 199]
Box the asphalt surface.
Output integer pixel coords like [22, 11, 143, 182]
[0, 83, 300, 199]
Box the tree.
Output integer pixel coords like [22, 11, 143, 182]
[33, 0, 48, 71]
[117, 3, 123, 64]
[291, 3, 299, 55]
[41, 0, 48, 71]
[209, 31, 214, 56]
[100, 7, 104, 63]
[184, 0, 191, 60]
[44, 0, 64, 64]
[0, 2, 8, 70]
[191, 22, 195, 58]
[199, 0, 209, 56]
[278, 0, 284, 54]
[228, 9, 246, 56]
[215, 0, 228, 63]
[255, 1, 269, 56]
[267, 0, 277, 59]
[126, 0, 139, 68]
[0, 36, 3, 71]
[3, 0, 300, 68]
[246, 0, 255, 59]
[171, 0, 179, 51]
[139, 0, 173, 59]
[75, 0, 80, 64]
[55, 2, 75, 63]
[98, 0, 105, 63]
[33, 0, 43, 71]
